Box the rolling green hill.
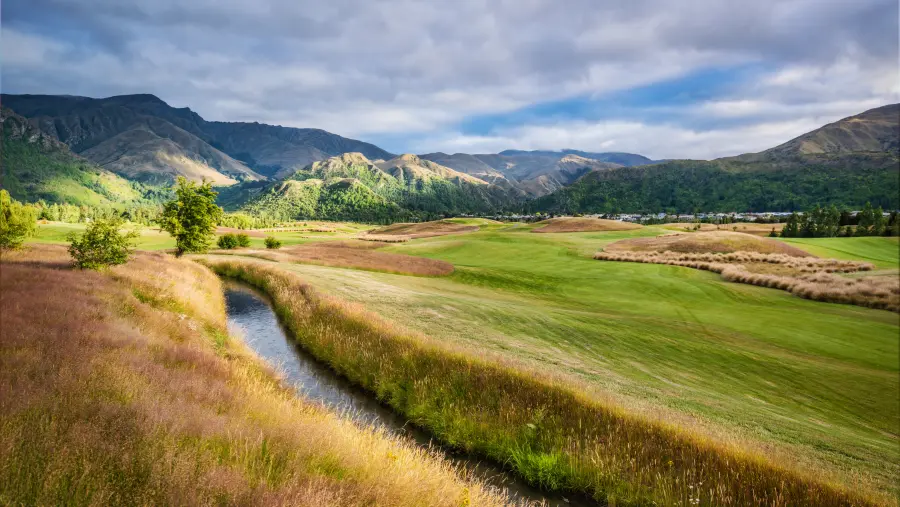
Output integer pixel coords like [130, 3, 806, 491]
[532, 104, 900, 213]
[230, 153, 519, 222]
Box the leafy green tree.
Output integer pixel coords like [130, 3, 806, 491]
[781, 212, 800, 238]
[68, 217, 138, 270]
[0, 189, 37, 250]
[856, 203, 875, 236]
[159, 178, 223, 256]
[872, 206, 886, 236]
[264, 236, 282, 249]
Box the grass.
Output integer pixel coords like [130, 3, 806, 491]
[199, 223, 898, 503]
[212, 241, 455, 276]
[0, 244, 503, 506]
[532, 217, 643, 233]
[606, 230, 812, 256]
[780, 236, 900, 269]
[200, 257, 883, 506]
[367, 219, 481, 238]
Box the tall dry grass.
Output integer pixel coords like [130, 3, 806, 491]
[212, 241, 454, 276]
[531, 217, 643, 233]
[201, 257, 882, 507]
[0, 244, 505, 506]
[368, 220, 479, 238]
[594, 250, 897, 312]
[605, 231, 812, 257]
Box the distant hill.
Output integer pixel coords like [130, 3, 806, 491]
[229, 153, 518, 222]
[0, 107, 155, 206]
[420, 150, 631, 196]
[531, 104, 900, 214]
[1, 93, 394, 184]
[498, 149, 654, 166]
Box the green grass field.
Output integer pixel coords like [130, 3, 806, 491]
[30, 219, 900, 499]
[204, 221, 898, 499]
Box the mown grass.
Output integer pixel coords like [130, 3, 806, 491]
[202, 257, 883, 506]
[780, 236, 900, 269]
[227, 225, 897, 502]
[0, 245, 503, 506]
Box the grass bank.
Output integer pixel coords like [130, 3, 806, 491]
[202, 257, 877, 506]
[0, 245, 502, 506]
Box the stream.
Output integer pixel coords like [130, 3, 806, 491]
[224, 281, 594, 507]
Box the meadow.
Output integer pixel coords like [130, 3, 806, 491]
[22, 219, 900, 505]
[0, 245, 502, 506]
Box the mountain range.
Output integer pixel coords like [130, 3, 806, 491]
[1, 93, 897, 219]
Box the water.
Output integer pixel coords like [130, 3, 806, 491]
[224, 281, 594, 507]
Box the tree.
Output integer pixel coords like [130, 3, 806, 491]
[0, 190, 37, 250]
[781, 212, 800, 238]
[856, 203, 875, 236]
[158, 178, 223, 256]
[264, 236, 282, 249]
[872, 206, 885, 236]
[68, 217, 138, 270]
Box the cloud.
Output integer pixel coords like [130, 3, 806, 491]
[2, 0, 897, 157]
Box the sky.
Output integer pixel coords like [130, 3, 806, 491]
[2, 0, 898, 160]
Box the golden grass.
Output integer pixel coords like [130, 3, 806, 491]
[0, 244, 503, 506]
[595, 249, 897, 312]
[201, 257, 882, 507]
[606, 230, 812, 256]
[367, 219, 479, 239]
[531, 217, 643, 233]
[211, 241, 454, 276]
[664, 222, 786, 236]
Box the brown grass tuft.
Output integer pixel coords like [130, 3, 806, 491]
[664, 222, 786, 236]
[210, 241, 454, 277]
[367, 220, 479, 239]
[606, 230, 812, 256]
[531, 217, 643, 233]
[594, 249, 896, 312]
[0, 244, 504, 506]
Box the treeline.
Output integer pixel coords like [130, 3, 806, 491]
[31, 200, 164, 225]
[780, 203, 898, 238]
[528, 156, 899, 214]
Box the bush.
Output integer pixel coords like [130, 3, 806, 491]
[236, 233, 251, 247]
[264, 236, 282, 249]
[217, 233, 238, 249]
[68, 217, 138, 270]
[0, 190, 37, 250]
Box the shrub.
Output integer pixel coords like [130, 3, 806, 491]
[68, 217, 138, 270]
[217, 233, 239, 249]
[236, 233, 251, 247]
[0, 190, 37, 250]
[264, 236, 282, 249]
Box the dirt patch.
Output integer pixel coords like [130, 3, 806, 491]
[531, 217, 643, 233]
[215, 242, 454, 276]
[605, 231, 811, 257]
[367, 220, 479, 239]
[665, 223, 785, 237]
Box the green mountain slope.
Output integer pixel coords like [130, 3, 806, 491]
[228, 153, 518, 222]
[0, 107, 156, 206]
[532, 105, 900, 213]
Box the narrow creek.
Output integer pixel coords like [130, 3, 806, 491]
[223, 280, 594, 507]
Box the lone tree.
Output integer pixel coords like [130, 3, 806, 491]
[68, 217, 139, 270]
[0, 190, 37, 250]
[159, 177, 223, 256]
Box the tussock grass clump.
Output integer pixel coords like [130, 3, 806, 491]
[531, 217, 643, 233]
[664, 222, 786, 236]
[356, 234, 410, 243]
[368, 219, 479, 238]
[595, 250, 897, 312]
[0, 245, 503, 507]
[213, 241, 454, 277]
[606, 231, 812, 256]
[201, 258, 879, 507]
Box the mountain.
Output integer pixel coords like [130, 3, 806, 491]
[531, 104, 900, 214]
[0, 107, 153, 206]
[229, 153, 518, 222]
[1, 93, 394, 184]
[498, 149, 654, 166]
[420, 150, 627, 197]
